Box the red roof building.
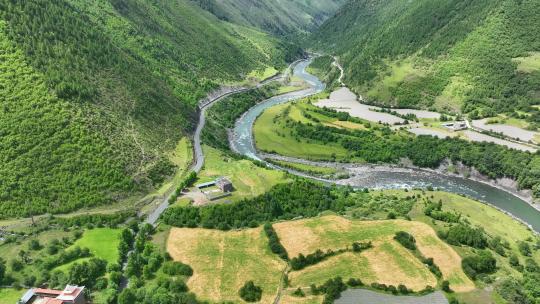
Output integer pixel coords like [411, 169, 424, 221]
[19, 285, 85, 304]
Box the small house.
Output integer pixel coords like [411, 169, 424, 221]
[216, 178, 233, 193]
[442, 121, 467, 131]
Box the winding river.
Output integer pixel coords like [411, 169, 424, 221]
[230, 59, 540, 233]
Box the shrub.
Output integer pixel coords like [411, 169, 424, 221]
[518, 242, 532, 256]
[263, 223, 288, 260]
[462, 251, 497, 280]
[162, 261, 193, 277]
[441, 224, 487, 249]
[239, 281, 262, 302]
[352, 241, 372, 252]
[394, 231, 416, 250]
[346, 278, 363, 287]
[292, 287, 305, 297]
[442, 280, 451, 292]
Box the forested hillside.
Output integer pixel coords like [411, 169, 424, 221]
[0, 0, 300, 218]
[191, 0, 346, 35]
[312, 0, 540, 116]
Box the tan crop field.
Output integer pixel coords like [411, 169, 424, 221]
[274, 215, 474, 292]
[167, 227, 286, 303]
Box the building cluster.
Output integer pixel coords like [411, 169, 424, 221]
[19, 285, 85, 304]
[196, 177, 234, 201]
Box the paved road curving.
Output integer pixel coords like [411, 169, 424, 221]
[144, 61, 299, 227]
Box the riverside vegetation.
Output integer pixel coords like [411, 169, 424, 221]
[253, 98, 540, 198]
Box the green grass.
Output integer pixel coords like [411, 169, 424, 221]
[55, 228, 121, 271]
[253, 103, 350, 160]
[269, 159, 339, 175]
[0, 288, 23, 304]
[513, 52, 540, 73]
[155, 137, 193, 197]
[248, 66, 278, 81]
[366, 59, 425, 103]
[199, 145, 289, 201]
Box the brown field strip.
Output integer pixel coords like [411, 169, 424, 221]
[167, 227, 286, 303]
[273, 215, 475, 292]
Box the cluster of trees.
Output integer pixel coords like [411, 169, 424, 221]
[116, 223, 198, 304]
[162, 261, 193, 277]
[41, 247, 92, 270]
[424, 201, 461, 223]
[118, 228, 135, 265]
[125, 225, 164, 280]
[370, 282, 416, 295]
[161, 180, 427, 229]
[118, 277, 197, 304]
[168, 172, 198, 204]
[263, 223, 289, 260]
[311, 277, 348, 304]
[497, 239, 540, 304]
[309, 106, 367, 126]
[238, 281, 263, 302]
[438, 224, 488, 249]
[394, 231, 417, 250]
[352, 241, 373, 252]
[422, 257, 442, 279]
[52, 211, 137, 229]
[461, 251, 497, 280]
[290, 249, 341, 271]
[161, 180, 356, 229]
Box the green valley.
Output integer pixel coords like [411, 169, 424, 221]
[2, 1, 540, 304]
[191, 0, 347, 36]
[0, 0, 299, 218]
[312, 0, 540, 119]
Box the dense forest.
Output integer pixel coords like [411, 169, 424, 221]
[191, 0, 347, 36]
[312, 0, 540, 116]
[0, 0, 298, 218]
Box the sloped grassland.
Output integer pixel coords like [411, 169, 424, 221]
[311, 0, 540, 116]
[0, 0, 300, 218]
[191, 0, 347, 36]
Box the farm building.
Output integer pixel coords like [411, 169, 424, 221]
[442, 121, 467, 131]
[19, 285, 85, 304]
[216, 178, 233, 192]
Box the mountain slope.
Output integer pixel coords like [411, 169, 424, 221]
[0, 0, 300, 218]
[312, 0, 540, 116]
[191, 0, 347, 35]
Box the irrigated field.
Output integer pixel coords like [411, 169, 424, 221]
[167, 227, 286, 303]
[274, 215, 474, 292]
